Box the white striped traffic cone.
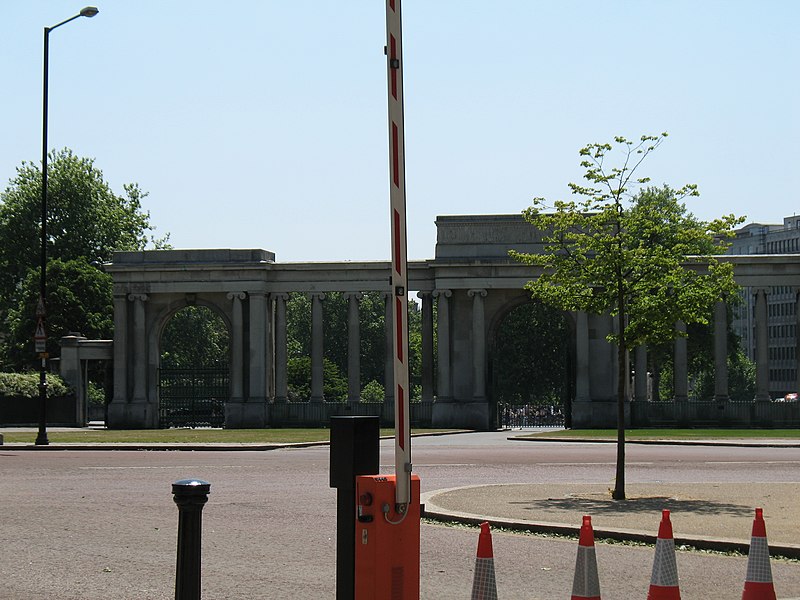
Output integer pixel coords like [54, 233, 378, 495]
[647, 510, 681, 600]
[742, 507, 777, 600]
[471, 521, 498, 600]
[571, 515, 601, 600]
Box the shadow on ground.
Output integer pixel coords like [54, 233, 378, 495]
[509, 495, 752, 517]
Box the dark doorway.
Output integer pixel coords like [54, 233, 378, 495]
[159, 306, 230, 428]
[491, 301, 573, 428]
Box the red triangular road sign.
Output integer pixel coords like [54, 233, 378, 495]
[34, 318, 46, 340]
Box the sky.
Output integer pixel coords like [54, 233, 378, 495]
[2, 1, 799, 262]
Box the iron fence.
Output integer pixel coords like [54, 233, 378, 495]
[630, 399, 800, 428]
[159, 368, 229, 428]
[269, 400, 433, 428]
[499, 402, 565, 428]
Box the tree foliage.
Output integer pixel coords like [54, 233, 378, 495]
[161, 306, 230, 369]
[650, 302, 755, 402]
[511, 133, 743, 499]
[493, 301, 569, 405]
[284, 291, 423, 400]
[4, 258, 113, 369]
[286, 357, 348, 402]
[0, 371, 70, 398]
[0, 149, 167, 368]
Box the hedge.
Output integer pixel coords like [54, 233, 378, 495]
[0, 372, 71, 399]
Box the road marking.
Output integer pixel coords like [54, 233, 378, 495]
[384, 464, 479, 468]
[80, 465, 254, 470]
[537, 462, 655, 466]
[703, 461, 800, 465]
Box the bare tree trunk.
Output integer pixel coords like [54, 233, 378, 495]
[612, 303, 626, 500]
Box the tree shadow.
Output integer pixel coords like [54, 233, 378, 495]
[508, 494, 752, 516]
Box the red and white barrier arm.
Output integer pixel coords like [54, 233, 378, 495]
[385, 0, 411, 509]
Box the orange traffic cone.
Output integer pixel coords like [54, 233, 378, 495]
[742, 508, 777, 600]
[647, 510, 681, 600]
[471, 521, 498, 600]
[571, 515, 601, 600]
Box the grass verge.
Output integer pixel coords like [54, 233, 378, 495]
[0, 428, 456, 444]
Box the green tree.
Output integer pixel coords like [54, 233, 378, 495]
[161, 306, 230, 369]
[4, 258, 113, 368]
[285, 290, 423, 400]
[0, 148, 167, 367]
[358, 292, 388, 389]
[493, 301, 569, 405]
[361, 380, 385, 403]
[286, 356, 348, 402]
[651, 302, 755, 402]
[511, 134, 742, 500]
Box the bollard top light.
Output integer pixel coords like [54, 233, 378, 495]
[80, 6, 99, 18]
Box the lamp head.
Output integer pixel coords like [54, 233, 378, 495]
[80, 6, 99, 18]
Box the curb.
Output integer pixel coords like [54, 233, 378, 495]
[0, 429, 475, 451]
[509, 436, 800, 448]
[420, 489, 800, 560]
[0, 442, 322, 452]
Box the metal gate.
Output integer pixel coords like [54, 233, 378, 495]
[498, 402, 565, 428]
[158, 368, 229, 428]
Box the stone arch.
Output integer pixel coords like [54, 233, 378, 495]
[487, 293, 576, 427]
[152, 298, 233, 428]
[151, 297, 233, 364]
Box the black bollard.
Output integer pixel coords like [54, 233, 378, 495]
[172, 479, 211, 600]
[330, 416, 379, 600]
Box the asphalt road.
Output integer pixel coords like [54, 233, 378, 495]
[1, 431, 799, 599]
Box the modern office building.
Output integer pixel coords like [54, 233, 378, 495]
[729, 215, 800, 398]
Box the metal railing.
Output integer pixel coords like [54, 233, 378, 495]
[159, 368, 229, 428]
[498, 403, 565, 428]
[630, 399, 800, 428]
[269, 400, 433, 428]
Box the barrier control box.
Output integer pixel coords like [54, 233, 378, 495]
[354, 474, 420, 600]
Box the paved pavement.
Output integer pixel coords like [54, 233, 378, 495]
[3, 427, 799, 555]
[422, 433, 800, 558]
[1, 428, 799, 599]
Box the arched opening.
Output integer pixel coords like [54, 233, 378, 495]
[158, 305, 230, 428]
[490, 300, 573, 428]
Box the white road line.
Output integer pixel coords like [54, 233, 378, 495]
[703, 461, 800, 465]
[80, 465, 254, 470]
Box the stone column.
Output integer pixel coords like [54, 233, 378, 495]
[434, 289, 452, 401]
[274, 293, 289, 403]
[344, 292, 363, 403]
[383, 291, 394, 405]
[129, 293, 148, 403]
[227, 292, 246, 403]
[674, 321, 688, 402]
[754, 288, 770, 401]
[248, 292, 267, 403]
[634, 345, 648, 402]
[417, 291, 434, 403]
[468, 289, 487, 400]
[310, 292, 326, 402]
[265, 294, 274, 401]
[795, 289, 800, 397]
[112, 294, 128, 405]
[574, 311, 590, 402]
[713, 300, 729, 401]
[59, 334, 87, 425]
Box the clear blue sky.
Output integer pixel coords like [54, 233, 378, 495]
[3, 1, 798, 262]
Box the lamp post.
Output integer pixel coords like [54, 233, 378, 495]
[36, 6, 99, 446]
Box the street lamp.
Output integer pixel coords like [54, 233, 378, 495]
[36, 6, 99, 446]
